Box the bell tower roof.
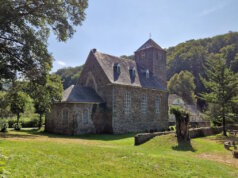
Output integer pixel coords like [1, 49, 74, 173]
[136, 38, 165, 52]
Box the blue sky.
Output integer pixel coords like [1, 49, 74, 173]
[48, 0, 238, 72]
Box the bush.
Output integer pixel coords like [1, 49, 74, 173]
[7, 116, 43, 128]
[0, 120, 8, 132]
[13, 123, 22, 131]
[21, 118, 39, 128]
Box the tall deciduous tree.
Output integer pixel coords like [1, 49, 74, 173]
[168, 71, 196, 104]
[200, 55, 238, 136]
[28, 74, 63, 128]
[7, 86, 32, 125]
[0, 91, 10, 119]
[0, 0, 88, 81]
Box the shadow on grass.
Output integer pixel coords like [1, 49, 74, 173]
[3, 128, 135, 141]
[172, 142, 196, 152]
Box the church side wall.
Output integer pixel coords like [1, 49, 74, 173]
[112, 85, 168, 134]
[45, 103, 96, 135]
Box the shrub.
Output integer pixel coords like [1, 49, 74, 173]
[7, 116, 43, 128]
[13, 123, 22, 131]
[0, 120, 8, 132]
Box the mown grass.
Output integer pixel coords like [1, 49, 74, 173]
[0, 129, 238, 178]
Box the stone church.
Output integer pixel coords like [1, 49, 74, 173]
[45, 39, 169, 135]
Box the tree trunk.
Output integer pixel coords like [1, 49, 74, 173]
[39, 113, 42, 129]
[222, 104, 227, 136]
[17, 113, 20, 125]
[222, 115, 227, 136]
[176, 113, 190, 143]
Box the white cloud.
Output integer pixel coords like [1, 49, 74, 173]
[198, 3, 227, 17]
[56, 60, 66, 66]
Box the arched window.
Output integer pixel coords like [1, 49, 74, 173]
[62, 108, 68, 125]
[155, 96, 160, 114]
[141, 94, 147, 114]
[82, 109, 89, 124]
[124, 91, 131, 115]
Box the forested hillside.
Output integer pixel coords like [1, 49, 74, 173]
[167, 32, 238, 107]
[55, 66, 83, 89]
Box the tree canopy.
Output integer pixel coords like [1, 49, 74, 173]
[28, 74, 63, 128]
[0, 0, 88, 82]
[168, 71, 196, 104]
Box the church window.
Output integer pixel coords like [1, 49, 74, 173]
[146, 69, 149, 79]
[82, 109, 89, 124]
[124, 91, 131, 114]
[155, 96, 160, 114]
[117, 64, 120, 74]
[141, 94, 147, 114]
[132, 67, 136, 77]
[62, 108, 68, 125]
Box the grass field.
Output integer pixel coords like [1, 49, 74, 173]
[0, 129, 238, 178]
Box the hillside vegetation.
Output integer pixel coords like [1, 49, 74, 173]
[167, 32, 238, 104]
[1, 129, 238, 177]
[55, 66, 83, 89]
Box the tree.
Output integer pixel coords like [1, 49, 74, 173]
[28, 74, 63, 128]
[168, 71, 196, 104]
[200, 55, 238, 136]
[0, 91, 10, 119]
[0, 0, 88, 82]
[7, 88, 32, 126]
[170, 106, 190, 144]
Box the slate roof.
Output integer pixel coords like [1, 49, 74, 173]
[136, 38, 165, 52]
[62, 85, 104, 103]
[93, 51, 167, 91]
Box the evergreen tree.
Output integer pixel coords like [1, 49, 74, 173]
[200, 55, 238, 136]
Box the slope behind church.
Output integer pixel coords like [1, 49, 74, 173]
[45, 39, 169, 134]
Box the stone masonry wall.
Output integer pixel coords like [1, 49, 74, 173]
[112, 85, 168, 134]
[46, 103, 96, 135]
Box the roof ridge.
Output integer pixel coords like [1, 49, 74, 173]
[95, 51, 135, 63]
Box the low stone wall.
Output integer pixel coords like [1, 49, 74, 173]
[189, 127, 222, 138]
[134, 126, 223, 145]
[134, 131, 174, 145]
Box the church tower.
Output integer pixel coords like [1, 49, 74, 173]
[134, 39, 167, 84]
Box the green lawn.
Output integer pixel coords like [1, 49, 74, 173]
[0, 129, 238, 178]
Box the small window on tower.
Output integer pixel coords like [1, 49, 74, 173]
[146, 69, 149, 79]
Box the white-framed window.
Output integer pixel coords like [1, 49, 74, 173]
[124, 91, 131, 114]
[155, 96, 160, 114]
[141, 94, 147, 114]
[82, 109, 89, 124]
[62, 108, 69, 125]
